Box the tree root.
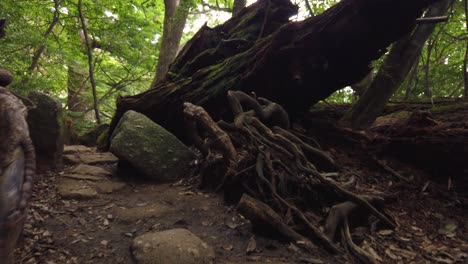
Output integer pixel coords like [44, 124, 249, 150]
[183, 91, 393, 260]
[183, 102, 238, 189]
[324, 198, 385, 264]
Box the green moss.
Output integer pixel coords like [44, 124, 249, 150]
[430, 103, 468, 114]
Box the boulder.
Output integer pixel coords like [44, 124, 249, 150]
[27, 91, 64, 171]
[110, 110, 195, 182]
[131, 228, 215, 264]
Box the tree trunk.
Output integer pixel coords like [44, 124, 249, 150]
[233, 0, 247, 16]
[405, 60, 420, 100]
[464, 0, 468, 98]
[78, 0, 100, 124]
[342, 0, 452, 130]
[151, 0, 190, 87]
[109, 0, 439, 141]
[67, 63, 90, 112]
[424, 37, 435, 98]
[0, 19, 6, 39]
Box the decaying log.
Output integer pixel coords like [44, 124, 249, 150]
[109, 0, 438, 141]
[373, 110, 468, 181]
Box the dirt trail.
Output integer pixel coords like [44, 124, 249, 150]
[14, 143, 468, 264]
[14, 146, 332, 264]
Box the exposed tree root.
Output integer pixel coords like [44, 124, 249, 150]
[183, 91, 394, 260]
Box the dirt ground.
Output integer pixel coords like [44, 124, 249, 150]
[14, 106, 468, 264]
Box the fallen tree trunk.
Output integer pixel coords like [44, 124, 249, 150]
[110, 0, 439, 140]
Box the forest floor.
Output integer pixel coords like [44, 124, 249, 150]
[14, 103, 468, 264]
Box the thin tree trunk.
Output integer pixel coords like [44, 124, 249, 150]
[424, 37, 434, 98]
[464, 0, 468, 98]
[233, 0, 247, 16]
[343, 0, 452, 130]
[67, 63, 90, 112]
[78, 0, 100, 124]
[151, 0, 189, 87]
[405, 58, 420, 100]
[20, 0, 61, 86]
[304, 0, 314, 16]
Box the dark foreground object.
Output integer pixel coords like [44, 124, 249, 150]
[0, 87, 36, 264]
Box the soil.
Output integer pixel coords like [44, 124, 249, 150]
[13, 106, 468, 264]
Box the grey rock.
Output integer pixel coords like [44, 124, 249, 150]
[63, 145, 93, 154]
[110, 111, 194, 182]
[131, 228, 215, 264]
[67, 164, 112, 178]
[63, 152, 117, 165]
[62, 173, 103, 181]
[95, 181, 126, 194]
[57, 179, 97, 200]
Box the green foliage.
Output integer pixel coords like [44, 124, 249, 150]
[397, 0, 467, 100]
[0, 0, 163, 100]
[1, 0, 466, 119]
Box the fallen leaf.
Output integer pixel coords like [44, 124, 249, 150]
[223, 245, 234, 251]
[378, 230, 394, 236]
[246, 236, 256, 254]
[385, 248, 401, 260]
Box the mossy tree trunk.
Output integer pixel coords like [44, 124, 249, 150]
[110, 0, 439, 140]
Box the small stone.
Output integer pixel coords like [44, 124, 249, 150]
[131, 228, 215, 264]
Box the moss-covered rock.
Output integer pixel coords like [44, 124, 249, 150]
[110, 110, 195, 182]
[27, 91, 64, 171]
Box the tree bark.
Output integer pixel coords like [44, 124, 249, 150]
[0, 19, 6, 39]
[151, 0, 190, 87]
[233, 0, 247, 16]
[405, 60, 420, 100]
[343, 0, 452, 130]
[464, 0, 468, 98]
[110, 0, 440, 140]
[424, 36, 435, 98]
